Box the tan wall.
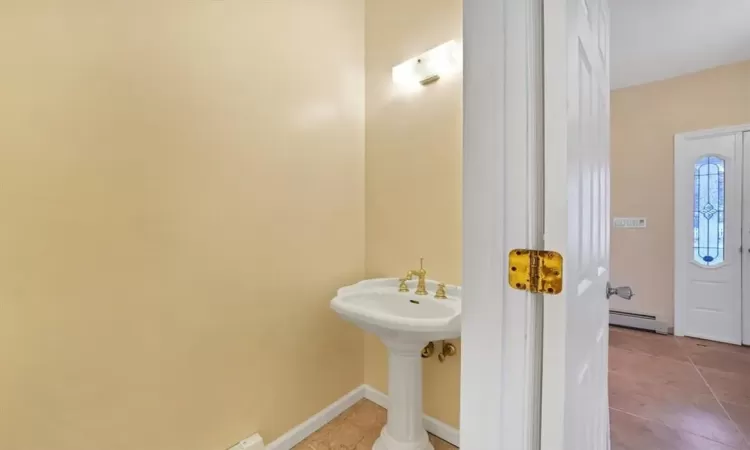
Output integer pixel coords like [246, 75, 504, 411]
[364, 0, 463, 428]
[0, 3, 365, 450]
[10, 1, 741, 445]
[611, 60, 750, 325]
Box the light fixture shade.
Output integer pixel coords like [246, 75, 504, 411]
[392, 40, 463, 89]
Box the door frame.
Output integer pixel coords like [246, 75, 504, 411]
[674, 123, 750, 344]
[461, 0, 545, 448]
[746, 131, 750, 346]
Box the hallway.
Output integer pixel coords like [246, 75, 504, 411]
[609, 327, 750, 449]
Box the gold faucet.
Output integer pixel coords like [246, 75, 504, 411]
[401, 257, 429, 295]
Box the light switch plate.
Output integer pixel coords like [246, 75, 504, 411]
[614, 217, 647, 229]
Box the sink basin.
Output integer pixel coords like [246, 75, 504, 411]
[331, 278, 462, 450]
[331, 278, 461, 344]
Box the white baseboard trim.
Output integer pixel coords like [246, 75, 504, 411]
[363, 384, 460, 448]
[266, 385, 365, 450]
[265, 384, 460, 450]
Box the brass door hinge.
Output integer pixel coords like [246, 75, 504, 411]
[508, 249, 563, 294]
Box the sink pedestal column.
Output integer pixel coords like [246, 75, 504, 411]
[374, 341, 434, 450]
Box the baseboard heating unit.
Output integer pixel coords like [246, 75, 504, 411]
[609, 310, 669, 335]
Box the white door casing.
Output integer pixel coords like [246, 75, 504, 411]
[745, 132, 750, 346]
[462, 0, 545, 449]
[542, 0, 612, 447]
[674, 129, 743, 345]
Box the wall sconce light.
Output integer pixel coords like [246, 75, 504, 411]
[392, 40, 463, 89]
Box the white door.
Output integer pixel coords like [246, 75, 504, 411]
[675, 131, 743, 345]
[541, 0, 615, 447]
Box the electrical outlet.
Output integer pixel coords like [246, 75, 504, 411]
[227, 434, 264, 450]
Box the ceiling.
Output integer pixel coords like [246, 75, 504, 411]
[611, 0, 750, 89]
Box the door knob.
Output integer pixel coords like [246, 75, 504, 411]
[606, 282, 634, 300]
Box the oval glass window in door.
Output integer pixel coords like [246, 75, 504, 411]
[693, 156, 725, 266]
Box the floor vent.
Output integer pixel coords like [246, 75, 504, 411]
[609, 310, 669, 335]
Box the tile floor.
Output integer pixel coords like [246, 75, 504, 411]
[293, 398, 457, 450]
[609, 326, 750, 450]
[295, 327, 750, 449]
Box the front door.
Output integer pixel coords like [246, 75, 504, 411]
[675, 130, 743, 345]
[541, 0, 614, 447]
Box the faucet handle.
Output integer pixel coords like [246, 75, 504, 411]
[418, 257, 427, 275]
[398, 278, 410, 292]
[435, 283, 448, 299]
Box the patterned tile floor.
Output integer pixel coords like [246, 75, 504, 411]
[295, 327, 750, 449]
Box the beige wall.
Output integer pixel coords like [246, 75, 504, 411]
[0, 3, 364, 450]
[364, 0, 463, 428]
[12, 1, 740, 446]
[611, 60, 750, 325]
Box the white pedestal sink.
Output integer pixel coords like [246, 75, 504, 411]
[331, 278, 461, 450]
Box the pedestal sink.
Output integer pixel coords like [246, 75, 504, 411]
[331, 278, 461, 450]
